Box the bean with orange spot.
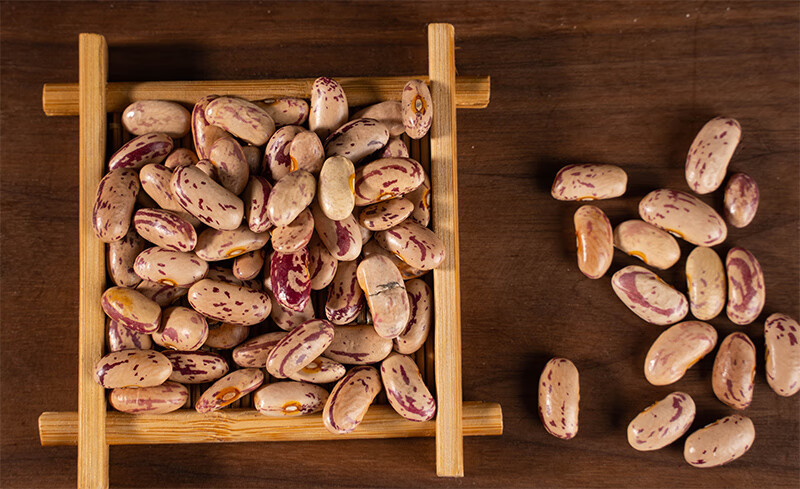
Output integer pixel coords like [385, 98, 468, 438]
[402, 80, 433, 139]
[133, 247, 208, 288]
[645, 321, 718, 385]
[194, 224, 270, 262]
[195, 368, 264, 413]
[613, 220, 680, 270]
[254, 381, 329, 417]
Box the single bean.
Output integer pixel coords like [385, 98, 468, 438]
[194, 224, 270, 261]
[101, 286, 162, 334]
[133, 247, 208, 287]
[724, 173, 759, 228]
[374, 220, 445, 271]
[266, 319, 335, 378]
[289, 129, 325, 174]
[110, 381, 189, 414]
[188, 278, 271, 326]
[394, 279, 432, 355]
[195, 368, 264, 413]
[359, 198, 414, 231]
[639, 189, 727, 246]
[627, 392, 696, 451]
[106, 317, 152, 352]
[135, 280, 188, 307]
[242, 176, 273, 233]
[94, 350, 171, 388]
[764, 313, 800, 397]
[538, 358, 579, 440]
[164, 350, 229, 384]
[354, 101, 404, 137]
[686, 247, 726, 321]
[311, 203, 362, 261]
[205, 96, 275, 146]
[357, 255, 410, 339]
[254, 381, 329, 417]
[712, 333, 756, 410]
[644, 321, 718, 385]
[204, 322, 251, 349]
[324, 324, 393, 365]
[574, 205, 613, 279]
[171, 165, 244, 231]
[288, 356, 346, 384]
[122, 100, 191, 138]
[402, 80, 433, 139]
[232, 331, 288, 368]
[263, 125, 304, 181]
[191, 95, 228, 160]
[133, 208, 197, 252]
[209, 136, 249, 195]
[684, 415, 754, 468]
[404, 172, 430, 226]
[268, 170, 316, 227]
[325, 259, 364, 325]
[551, 164, 627, 201]
[685, 117, 741, 194]
[309, 77, 348, 140]
[152, 306, 208, 351]
[381, 353, 436, 421]
[164, 148, 198, 170]
[233, 249, 265, 281]
[92, 168, 140, 243]
[318, 155, 356, 221]
[308, 233, 338, 290]
[255, 97, 309, 127]
[323, 366, 381, 434]
[611, 265, 688, 325]
[325, 118, 390, 164]
[726, 247, 765, 325]
[271, 208, 314, 253]
[269, 248, 311, 313]
[613, 220, 680, 270]
[353, 157, 425, 206]
[107, 227, 146, 287]
[108, 133, 173, 171]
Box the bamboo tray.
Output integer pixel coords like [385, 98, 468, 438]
[37, 23, 502, 488]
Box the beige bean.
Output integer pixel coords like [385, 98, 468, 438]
[110, 381, 189, 414]
[394, 279, 432, 355]
[195, 224, 269, 261]
[233, 249, 265, 281]
[263, 126, 304, 181]
[94, 350, 172, 388]
[359, 198, 413, 231]
[288, 356, 346, 384]
[138, 163, 201, 226]
[269, 249, 311, 313]
[107, 227, 146, 287]
[195, 368, 264, 413]
[308, 234, 338, 290]
[325, 118, 390, 164]
[724, 173, 759, 228]
[242, 145, 262, 174]
[639, 189, 727, 246]
[685, 117, 741, 194]
[686, 247, 726, 321]
[209, 136, 249, 195]
[108, 133, 173, 171]
[205, 96, 275, 146]
[204, 322, 251, 349]
[164, 147, 198, 170]
[106, 317, 152, 352]
[712, 333, 756, 410]
[323, 366, 381, 434]
[574, 205, 613, 279]
[402, 80, 433, 139]
[266, 319, 336, 378]
[133, 247, 208, 288]
[361, 238, 426, 280]
[318, 156, 356, 221]
[289, 130, 325, 174]
[354, 101, 404, 137]
[613, 220, 680, 270]
[309, 77, 348, 140]
[164, 350, 229, 384]
[312, 204, 362, 261]
[764, 313, 800, 397]
[324, 259, 364, 325]
[644, 321, 718, 385]
[268, 170, 316, 227]
[92, 168, 140, 243]
[255, 97, 309, 126]
[353, 157, 425, 206]
[726, 247, 765, 325]
[242, 176, 273, 233]
[152, 306, 208, 351]
[254, 381, 329, 417]
[374, 220, 445, 271]
[404, 172, 430, 226]
[266, 283, 316, 331]
[191, 95, 228, 160]
[538, 358, 579, 440]
[133, 208, 197, 252]
[628, 392, 696, 451]
[232, 331, 287, 368]
[135, 280, 188, 307]
[357, 255, 410, 339]
[101, 286, 162, 334]
[171, 165, 244, 231]
[324, 324, 393, 365]
[611, 265, 688, 325]
[188, 278, 271, 326]
[381, 353, 436, 421]
[551, 164, 627, 201]
[684, 415, 754, 468]
[271, 208, 314, 253]
[122, 100, 190, 138]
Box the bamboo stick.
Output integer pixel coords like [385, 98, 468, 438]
[38, 402, 502, 446]
[428, 23, 464, 478]
[42, 76, 490, 116]
[78, 33, 109, 489]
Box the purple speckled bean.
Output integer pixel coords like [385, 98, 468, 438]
[353, 157, 425, 206]
[362, 238, 426, 280]
[725, 247, 765, 325]
[375, 220, 445, 271]
[263, 125, 304, 181]
[138, 163, 201, 226]
[310, 77, 348, 141]
[242, 176, 273, 233]
[108, 133, 173, 171]
[323, 365, 381, 434]
[107, 227, 146, 287]
[645, 321, 718, 385]
[191, 95, 229, 160]
[765, 313, 800, 397]
[255, 97, 309, 127]
[325, 118, 390, 164]
[164, 350, 229, 384]
[106, 317, 152, 352]
[110, 381, 188, 414]
[232, 331, 287, 368]
[289, 130, 325, 174]
[357, 255, 410, 339]
[152, 306, 208, 351]
[288, 356, 346, 383]
[92, 168, 140, 242]
[233, 249, 265, 281]
[254, 381, 328, 417]
[164, 148, 198, 170]
[573, 205, 612, 279]
[318, 155, 356, 221]
[133, 247, 208, 288]
[380, 137, 409, 158]
[354, 101, 404, 137]
[712, 333, 756, 410]
[271, 208, 314, 253]
[205, 96, 275, 146]
[627, 392, 695, 451]
[195, 368, 264, 413]
[402, 80, 433, 140]
[170, 165, 244, 231]
[613, 220, 680, 270]
[611, 265, 688, 325]
[133, 208, 197, 252]
[269, 248, 311, 313]
[538, 358, 579, 440]
[394, 279, 432, 355]
[209, 136, 249, 195]
[122, 101, 190, 138]
[93, 349, 171, 388]
[324, 324, 393, 365]
[308, 234, 338, 290]
[101, 286, 162, 334]
[551, 164, 627, 201]
[325, 259, 364, 325]
[204, 322, 251, 349]
[724, 173, 759, 228]
[135, 279, 188, 307]
[312, 204, 362, 262]
[403, 172, 430, 227]
[686, 246, 726, 321]
[267, 170, 316, 227]
[381, 353, 436, 421]
[639, 189, 727, 246]
[684, 415, 754, 468]
[685, 117, 741, 194]
[194, 224, 269, 262]
[242, 145, 262, 175]
[359, 197, 413, 232]
[188, 278, 271, 326]
[266, 319, 335, 378]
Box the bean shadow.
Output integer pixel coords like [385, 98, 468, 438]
[520, 351, 555, 421]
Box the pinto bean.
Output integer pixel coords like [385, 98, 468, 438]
[311, 203, 362, 261]
[538, 358, 579, 440]
[109, 381, 189, 414]
[627, 392, 695, 451]
[232, 332, 288, 368]
[359, 198, 414, 231]
[308, 233, 338, 290]
[374, 220, 445, 271]
[133, 208, 197, 252]
[381, 353, 436, 421]
[233, 249, 265, 281]
[613, 220, 680, 270]
[106, 317, 152, 352]
[764, 313, 800, 397]
[724, 173, 759, 228]
[269, 248, 311, 313]
[107, 227, 146, 287]
[194, 224, 269, 262]
[353, 157, 425, 206]
[188, 278, 271, 326]
[242, 176, 273, 233]
[133, 247, 208, 287]
[288, 356, 346, 384]
[573, 205, 613, 279]
[164, 350, 229, 384]
[685, 117, 741, 194]
[204, 96, 275, 146]
[209, 136, 249, 195]
[323, 366, 381, 434]
[195, 368, 264, 413]
[712, 333, 756, 410]
[266, 319, 336, 378]
[309, 77, 348, 140]
[357, 255, 410, 339]
[203, 322, 251, 349]
[94, 350, 171, 388]
[138, 163, 201, 226]
[191, 95, 228, 160]
[271, 208, 314, 253]
[551, 164, 627, 201]
[639, 189, 727, 246]
[726, 247, 765, 325]
[268, 170, 316, 227]
[101, 286, 162, 334]
[325, 118, 390, 164]
[164, 148, 198, 170]
[324, 259, 364, 325]
[170, 165, 244, 231]
[122, 100, 190, 138]
[402, 80, 433, 139]
[255, 97, 309, 127]
[324, 324, 393, 365]
[394, 279, 432, 355]
[686, 247, 726, 321]
[108, 133, 173, 171]
[254, 381, 329, 416]
[354, 101, 404, 137]
[684, 415, 754, 468]
[92, 168, 140, 243]
[317, 155, 356, 221]
[611, 265, 688, 325]
[151, 306, 208, 351]
[644, 321, 718, 385]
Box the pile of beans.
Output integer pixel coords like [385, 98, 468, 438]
[544, 117, 799, 467]
[91, 77, 443, 434]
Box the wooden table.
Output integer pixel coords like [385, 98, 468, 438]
[1, 1, 797, 487]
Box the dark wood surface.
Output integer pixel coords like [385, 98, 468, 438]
[1, 1, 798, 487]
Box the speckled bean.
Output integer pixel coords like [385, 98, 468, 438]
[354, 101, 404, 137]
[195, 368, 264, 413]
[324, 324, 393, 365]
[644, 321, 718, 385]
[267, 170, 316, 227]
[122, 100, 191, 138]
[256, 97, 309, 127]
[724, 173, 759, 228]
[381, 353, 436, 421]
[242, 176, 273, 233]
[538, 358, 579, 440]
[106, 317, 152, 352]
[92, 168, 140, 242]
[551, 164, 627, 201]
[289, 130, 325, 174]
[726, 247, 765, 325]
[765, 313, 800, 397]
[359, 198, 413, 232]
[209, 136, 249, 195]
[266, 319, 335, 378]
[613, 220, 680, 270]
[685, 117, 741, 194]
[232, 331, 287, 368]
[361, 239, 426, 280]
[712, 333, 756, 410]
[324, 260, 364, 325]
[204, 96, 275, 146]
[308, 234, 338, 290]
[191, 95, 228, 160]
[107, 227, 146, 287]
[312, 204, 362, 261]
[152, 306, 208, 351]
[685, 246, 726, 321]
[288, 356, 346, 383]
[233, 249, 265, 281]
[194, 224, 270, 262]
[639, 189, 727, 246]
[611, 265, 688, 325]
[404, 173, 430, 226]
[310, 77, 348, 140]
[254, 381, 329, 417]
[318, 156, 356, 221]
[133, 247, 208, 287]
[110, 381, 189, 414]
[271, 208, 314, 253]
[375, 220, 445, 271]
[188, 278, 271, 326]
[269, 249, 311, 313]
[394, 279, 432, 355]
[402, 80, 433, 139]
[164, 350, 229, 384]
[684, 415, 754, 468]
[138, 163, 201, 226]
[323, 366, 381, 434]
[171, 165, 244, 231]
[164, 148, 198, 170]
[108, 133, 173, 171]
[133, 208, 197, 252]
[325, 118, 390, 164]
[627, 392, 695, 451]
[135, 280, 188, 307]
[263, 126, 303, 181]
[101, 286, 162, 333]
[353, 157, 425, 206]
[574, 205, 613, 279]
[94, 349, 171, 388]
[357, 255, 410, 339]
[204, 322, 251, 349]
[380, 137, 410, 158]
